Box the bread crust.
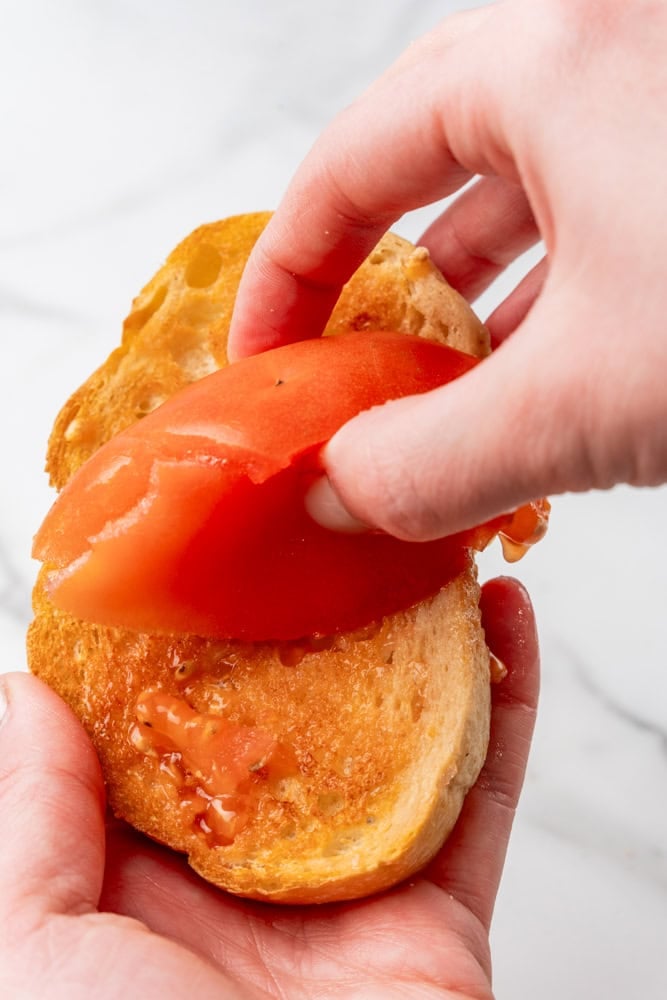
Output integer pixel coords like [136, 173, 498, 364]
[28, 214, 491, 903]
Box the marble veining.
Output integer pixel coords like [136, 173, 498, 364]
[1, 2, 665, 997]
[573, 645, 667, 751]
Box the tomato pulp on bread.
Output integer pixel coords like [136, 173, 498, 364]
[34, 331, 548, 640]
[132, 690, 296, 844]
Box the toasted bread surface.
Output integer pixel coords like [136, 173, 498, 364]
[29, 213, 491, 902]
[29, 564, 489, 903]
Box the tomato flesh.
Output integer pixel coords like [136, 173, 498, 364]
[134, 690, 295, 844]
[34, 331, 547, 640]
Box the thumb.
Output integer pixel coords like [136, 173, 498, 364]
[0, 672, 106, 926]
[315, 298, 599, 540]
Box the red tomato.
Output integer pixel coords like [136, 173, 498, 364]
[135, 691, 294, 796]
[34, 331, 545, 640]
[134, 690, 296, 844]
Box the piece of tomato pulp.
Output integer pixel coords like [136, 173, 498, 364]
[34, 331, 548, 640]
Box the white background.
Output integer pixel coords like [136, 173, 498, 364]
[1, 2, 665, 997]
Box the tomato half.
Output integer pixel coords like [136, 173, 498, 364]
[34, 331, 547, 640]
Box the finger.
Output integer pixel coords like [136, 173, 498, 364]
[316, 287, 597, 542]
[419, 176, 539, 303]
[486, 255, 548, 346]
[228, 5, 508, 361]
[425, 576, 540, 930]
[0, 672, 106, 924]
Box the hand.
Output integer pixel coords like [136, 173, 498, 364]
[228, 0, 667, 541]
[2, 578, 537, 999]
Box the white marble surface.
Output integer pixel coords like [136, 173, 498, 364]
[2, 1, 666, 996]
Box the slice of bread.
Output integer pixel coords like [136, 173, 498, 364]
[28, 214, 492, 903]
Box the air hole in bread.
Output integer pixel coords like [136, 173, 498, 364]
[135, 393, 166, 416]
[411, 690, 425, 723]
[322, 826, 364, 857]
[405, 306, 426, 335]
[171, 345, 218, 381]
[128, 284, 168, 332]
[63, 415, 82, 442]
[317, 791, 344, 816]
[349, 311, 374, 331]
[185, 243, 223, 288]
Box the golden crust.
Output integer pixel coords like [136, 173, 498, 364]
[29, 213, 491, 903]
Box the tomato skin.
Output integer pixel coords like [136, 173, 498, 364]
[34, 331, 544, 640]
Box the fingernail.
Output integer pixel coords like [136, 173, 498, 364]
[304, 476, 369, 534]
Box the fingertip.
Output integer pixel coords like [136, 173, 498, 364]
[0, 670, 103, 769]
[224, 329, 244, 365]
[228, 226, 345, 362]
[0, 671, 106, 920]
[479, 576, 540, 708]
[227, 254, 277, 362]
[304, 475, 369, 534]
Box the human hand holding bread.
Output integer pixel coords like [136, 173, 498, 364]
[2, 578, 538, 999]
[14, 0, 667, 993]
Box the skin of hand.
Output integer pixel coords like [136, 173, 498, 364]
[228, 0, 667, 541]
[1, 578, 537, 1000]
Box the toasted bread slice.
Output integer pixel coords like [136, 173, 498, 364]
[29, 564, 489, 903]
[28, 214, 492, 903]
